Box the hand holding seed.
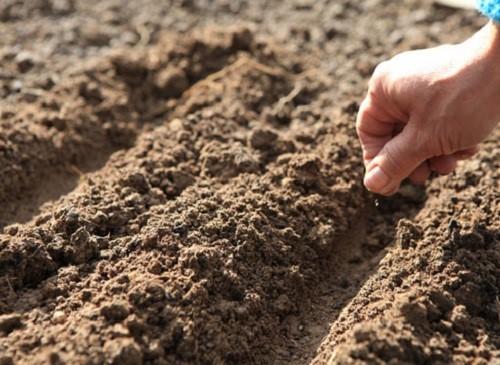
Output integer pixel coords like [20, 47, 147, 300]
[357, 22, 500, 196]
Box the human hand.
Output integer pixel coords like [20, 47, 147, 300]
[357, 22, 500, 196]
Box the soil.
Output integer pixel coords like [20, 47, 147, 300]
[0, 1, 498, 365]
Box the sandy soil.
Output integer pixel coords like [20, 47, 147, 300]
[0, 1, 498, 364]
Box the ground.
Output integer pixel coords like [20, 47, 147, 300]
[0, 1, 498, 364]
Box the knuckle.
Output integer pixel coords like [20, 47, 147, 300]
[428, 77, 452, 99]
[408, 126, 433, 158]
[355, 108, 365, 132]
[384, 144, 404, 175]
[369, 61, 389, 87]
[417, 114, 456, 156]
[373, 61, 389, 78]
[355, 98, 373, 133]
[436, 130, 457, 155]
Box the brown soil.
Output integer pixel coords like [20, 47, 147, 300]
[0, 1, 498, 365]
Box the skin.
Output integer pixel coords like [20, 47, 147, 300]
[357, 21, 500, 196]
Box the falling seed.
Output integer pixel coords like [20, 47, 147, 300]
[374, 199, 380, 207]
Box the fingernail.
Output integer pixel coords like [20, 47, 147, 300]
[364, 166, 390, 193]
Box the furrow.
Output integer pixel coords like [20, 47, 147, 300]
[0, 26, 257, 229]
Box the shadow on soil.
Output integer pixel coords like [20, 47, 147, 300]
[0, 148, 117, 231]
[271, 191, 427, 365]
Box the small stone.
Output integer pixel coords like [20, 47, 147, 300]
[15, 51, 35, 73]
[169, 118, 184, 132]
[4, 225, 18, 236]
[52, 310, 66, 324]
[10, 80, 23, 92]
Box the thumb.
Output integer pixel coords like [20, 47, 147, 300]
[364, 126, 427, 195]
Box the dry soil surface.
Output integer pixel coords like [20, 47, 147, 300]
[0, 1, 498, 365]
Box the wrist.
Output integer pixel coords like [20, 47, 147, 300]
[484, 21, 500, 59]
[464, 21, 500, 68]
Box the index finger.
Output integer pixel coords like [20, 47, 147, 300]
[356, 95, 401, 166]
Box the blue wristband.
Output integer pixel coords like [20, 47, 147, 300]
[478, 0, 500, 22]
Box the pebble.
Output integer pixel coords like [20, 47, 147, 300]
[4, 225, 18, 236]
[15, 51, 35, 73]
[10, 80, 23, 92]
[52, 311, 66, 324]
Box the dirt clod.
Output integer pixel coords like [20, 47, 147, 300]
[101, 302, 130, 323]
[104, 338, 143, 365]
[0, 314, 22, 335]
[0, 356, 14, 365]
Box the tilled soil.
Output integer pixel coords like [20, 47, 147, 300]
[0, 1, 499, 365]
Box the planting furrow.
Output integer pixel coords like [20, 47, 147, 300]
[311, 129, 500, 365]
[0, 27, 257, 229]
[0, 27, 369, 364]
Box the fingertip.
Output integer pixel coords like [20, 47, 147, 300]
[364, 165, 390, 194]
